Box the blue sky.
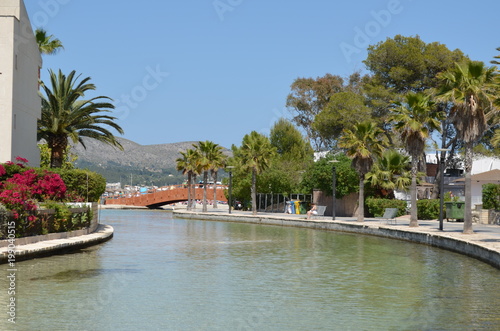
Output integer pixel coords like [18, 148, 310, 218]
[25, 0, 499, 149]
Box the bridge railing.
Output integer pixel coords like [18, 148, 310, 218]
[104, 184, 228, 207]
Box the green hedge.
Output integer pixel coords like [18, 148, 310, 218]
[483, 184, 500, 210]
[365, 198, 407, 217]
[416, 199, 440, 220]
[0, 203, 92, 238]
[52, 169, 106, 202]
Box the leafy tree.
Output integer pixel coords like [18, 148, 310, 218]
[270, 118, 313, 162]
[389, 92, 443, 226]
[364, 35, 466, 93]
[300, 154, 358, 199]
[436, 60, 499, 233]
[338, 122, 388, 222]
[312, 91, 372, 147]
[364, 35, 467, 159]
[286, 73, 361, 150]
[38, 69, 124, 168]
[35, 28, 64, 55]
[232, 131, 276, 215]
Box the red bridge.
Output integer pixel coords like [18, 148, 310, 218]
[104, 184, 228, 209]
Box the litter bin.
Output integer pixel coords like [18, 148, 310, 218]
[294, 201, 301, 214]
[299, 201, 308, 215]
[445, 201, 465, 221]
[286, 201, 295, 214]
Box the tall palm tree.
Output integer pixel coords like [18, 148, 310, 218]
[437, 61, 499, 233]
[338, 121, 388, 222]
[236, 131, 276, 215]
[207, 144, 227, 209]
[389, 92, 443, 227]
[35, 28, 64, 55]
[176, 148, 200, 211]
[38, 69, 124, 168]
[194, 141, 216, 212]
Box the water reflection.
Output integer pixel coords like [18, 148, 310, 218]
[0, 209, 498, 331]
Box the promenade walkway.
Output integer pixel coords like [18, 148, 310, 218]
[0, 224, 114, 263]
[174, 208, 500, 269]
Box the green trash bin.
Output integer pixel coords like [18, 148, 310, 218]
[445, 201, 465, 221]
[299, 201, 309, 214]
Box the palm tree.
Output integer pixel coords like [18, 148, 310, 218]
[338, 121, 388, 222]
[194, 141, 215, 212]
[491, 47, 500, 65]
[35, 28, 64, 55]
[236, 131, 276, 215]
[176, 148, 200, 211]
[492, 129, 500, 148]
[437, 61, 499, 233]
[365, 149, 411, 197]
[207, 144, 227, 209]
[389, 92, 443, 227]
[38, 69, 124, 168]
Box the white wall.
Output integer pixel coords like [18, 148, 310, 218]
[0, 0, 42, 167]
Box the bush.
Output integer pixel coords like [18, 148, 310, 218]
[52, 169, 106, 202]
[416, 199, 440, 220]
[0, 157, 102, 237]
[365, 198, 407, 217]
[483, 184, 500, 210]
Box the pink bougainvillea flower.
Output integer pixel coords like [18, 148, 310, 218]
[15, 156, 29, 164]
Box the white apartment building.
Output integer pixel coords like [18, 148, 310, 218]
[0, 0, 42, 167]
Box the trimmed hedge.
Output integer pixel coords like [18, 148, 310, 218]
[483, 184, 500, 210]
[416, 199, 440, 220]
[51, 168, 106, 202]
[365, 198, 407, 217]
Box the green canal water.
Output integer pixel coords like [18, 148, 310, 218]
[1, 209, 499, 330]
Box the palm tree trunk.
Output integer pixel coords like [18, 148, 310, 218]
[409, 157, 419, 227]
[191, 174, 197, 209]
[187, 173, 192, 211]
[202, 171, 208, 212]
[251, 169, 257, 215]
[49, 135, 67, 168]
[463, 141, 474, 234]
[212, 171, 218, 209]
[357, 176, 364, 222]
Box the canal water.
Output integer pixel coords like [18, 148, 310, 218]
[2, 209, 500, 330]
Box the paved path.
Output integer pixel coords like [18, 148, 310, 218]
[0, 224, 114, 263]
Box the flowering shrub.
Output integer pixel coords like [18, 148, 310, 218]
[0, 157, 100, 238]
[0, 157, 68, 236]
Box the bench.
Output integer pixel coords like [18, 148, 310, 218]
[312, 205, 327, 219]
[381, 208, 398, 225]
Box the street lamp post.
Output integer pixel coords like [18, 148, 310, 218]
[227, 166, 235, 214]
[329, 160, 339, 220]
[437, 149, 449, 231]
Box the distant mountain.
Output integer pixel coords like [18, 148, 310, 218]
[72, 137, 231, 186]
